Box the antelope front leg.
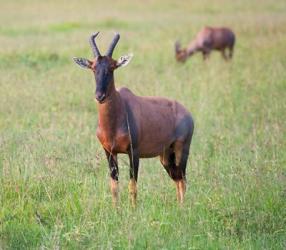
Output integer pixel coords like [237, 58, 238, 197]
[202, 48, 211, 61]
[128, 179, 137, 207]
[128, 149, 139, 207]
[110, 178, 119, 205]
[221, 49, 228, 61]
[104, 149, 119, 206]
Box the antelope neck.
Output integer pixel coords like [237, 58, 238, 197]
[187, 41, 197, 55]
[97, 82, 125, 135]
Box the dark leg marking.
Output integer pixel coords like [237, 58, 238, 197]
[128, 149, 139, 181]
[160, 138, 192, 203]
[104, 149, 119, 205]
[125, 101, 140, 206]
[104, 149, 119, 181]
[161, 146, 187, 181]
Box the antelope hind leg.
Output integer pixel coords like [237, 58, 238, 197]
[173, 140, 190, 204]
[175, 179, 186, 204]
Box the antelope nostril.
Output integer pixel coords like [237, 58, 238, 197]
[95, 92, 106, 102]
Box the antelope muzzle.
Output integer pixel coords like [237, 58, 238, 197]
[95, 90, 106, 103]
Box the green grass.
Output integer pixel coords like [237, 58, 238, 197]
[0, 0, 286, 249]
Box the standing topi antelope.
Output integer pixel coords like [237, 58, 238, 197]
[73, 32, 194, 206]
[175, 26, 235, 62]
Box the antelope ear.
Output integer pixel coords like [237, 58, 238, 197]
[73, 57, 92, 69]
[116, 54, 133, 68]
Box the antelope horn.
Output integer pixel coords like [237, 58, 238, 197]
[175, 40, 181, 52]
[89, 32, 101, 57]
[106, 33, 120, 57]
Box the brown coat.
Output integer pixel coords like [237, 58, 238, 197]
[175, 26, 236, 62]
[96, 87, 193, 158]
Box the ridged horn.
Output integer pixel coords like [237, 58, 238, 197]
[89, 32, 101, 57]
[106, 33, 120, 57]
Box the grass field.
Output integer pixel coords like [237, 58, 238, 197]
[1, 0, 286, 249]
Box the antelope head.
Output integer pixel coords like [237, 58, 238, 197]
[73, 32, 133, 103]
[175, 41, 188, 63]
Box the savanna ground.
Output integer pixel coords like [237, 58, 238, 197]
[0, 0, 286, 249]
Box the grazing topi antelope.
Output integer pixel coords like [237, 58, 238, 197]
[175, 26, 235, 62]
[73, 32, 194, 206]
